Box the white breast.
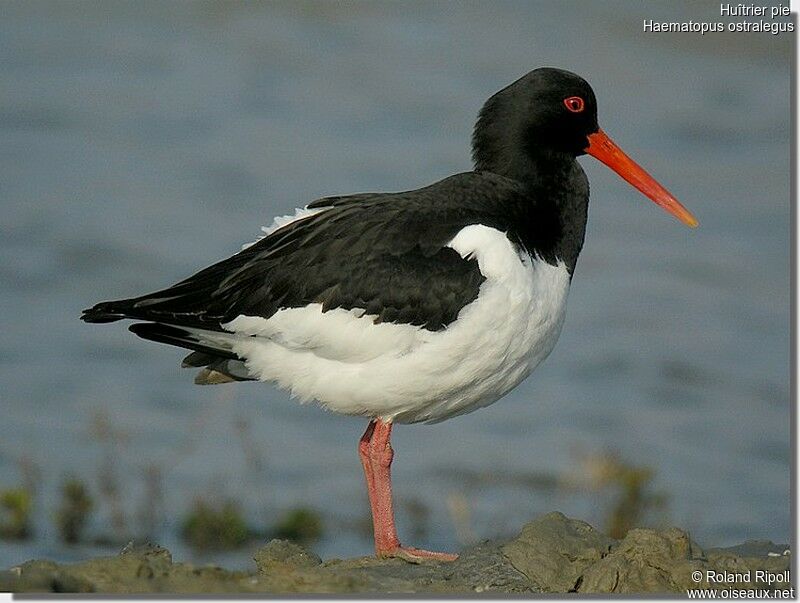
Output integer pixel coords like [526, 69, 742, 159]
[224, 224, 571, 424]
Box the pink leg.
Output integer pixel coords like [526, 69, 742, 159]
[358, 419, 458, 562]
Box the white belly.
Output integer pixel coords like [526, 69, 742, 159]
[224, 224, 571, 424]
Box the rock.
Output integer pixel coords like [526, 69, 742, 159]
[0, 513, 791, 594]
[573, 527, 791, 594]
[254, 539, 322, 572]
[0, 560, 94, 593]
[577, 527, 703, 593]
[704, 545, 792, 591]
[502, 511, 614, 591]
[119, 541, 173, 563]
[444, 540, 536, 593]
[707, 540, 790, 558]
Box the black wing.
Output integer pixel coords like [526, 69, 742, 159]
[81, 172, 527, 336]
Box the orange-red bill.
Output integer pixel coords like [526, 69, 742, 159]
[585, 130, 698, 228]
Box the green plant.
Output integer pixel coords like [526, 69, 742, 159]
[273, 507, 323, 544]
[181, 499, 249, 551]
[583, 453, 668, 540]
[56, 478, 93, 544]
[0, 488, 33, 540]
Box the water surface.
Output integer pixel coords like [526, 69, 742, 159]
[0, 0, 790, 567]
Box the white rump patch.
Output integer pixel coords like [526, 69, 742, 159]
[241, 206, 327, 250]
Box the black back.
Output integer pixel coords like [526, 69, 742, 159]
[82, 67, 596, 339]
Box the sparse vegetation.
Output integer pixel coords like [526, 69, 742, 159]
[272, 507, 323, 544]
[181, 499, 249, 551]
[402, 498, 429, 541]
[90, 410, 129, 542]
[601, 460, 667, 539]
[1, 407, 667, 558]
[135, 463, 165, 540]
[573, 450, 668, 539]
[56, 478, 93, 544]
[0, 488, 33, 540]
[437, 449, 669, 545]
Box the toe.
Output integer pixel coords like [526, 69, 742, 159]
[380, 546, 459, 563]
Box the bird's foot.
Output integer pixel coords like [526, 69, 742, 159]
[378, 546, 458, 564]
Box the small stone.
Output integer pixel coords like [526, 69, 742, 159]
[119, 541, 173, 564]
[254, 539, 322, 573]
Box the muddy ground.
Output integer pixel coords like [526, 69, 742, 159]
[1, 512, 791, 594]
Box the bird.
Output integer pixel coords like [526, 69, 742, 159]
[81, 67, 697, 562]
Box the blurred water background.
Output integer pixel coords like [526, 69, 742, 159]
[0, 0, 790, 568]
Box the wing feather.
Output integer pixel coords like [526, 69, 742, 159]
[82, 172, 527, 335]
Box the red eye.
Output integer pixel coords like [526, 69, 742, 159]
[563, 96, 585, 113]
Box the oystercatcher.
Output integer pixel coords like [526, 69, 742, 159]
[82, 68, 697, 562]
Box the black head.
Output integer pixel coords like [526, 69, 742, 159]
[473, 67, 698, 228]
[472, 67, 599, 177]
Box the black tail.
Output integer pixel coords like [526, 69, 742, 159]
[81, 300, 136, 323]
[127, 323, 239, 360]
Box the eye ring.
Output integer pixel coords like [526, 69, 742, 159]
[563, 96, 585, 113]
